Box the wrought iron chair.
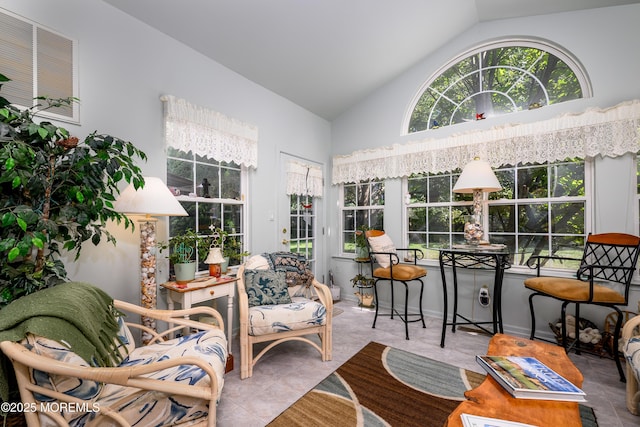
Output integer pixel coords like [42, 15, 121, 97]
[525, 233, 640, 381]
[365, 230, 427, 340]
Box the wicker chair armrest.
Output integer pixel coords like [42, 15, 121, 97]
[0, 340, 219, 398]
[114, 300, 224, 344]
[622, 314, 640, 341]
[311, 279, 334, 311]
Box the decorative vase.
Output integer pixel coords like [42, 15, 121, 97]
[174, 262, 197, 284]
[355, 246, 369, 260]
[221, 257, 230, 273]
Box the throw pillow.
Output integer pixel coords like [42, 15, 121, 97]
[244, 269, 292, 307]
[367, 233, 396, 268]
[262, 252, 314, 287]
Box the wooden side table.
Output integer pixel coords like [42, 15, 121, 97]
[161, 275, 238, 355]
[447, 334, 584, 427]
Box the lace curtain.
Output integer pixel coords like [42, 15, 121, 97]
[286, 160, 323, 197]
[332, 100, 640, 184]
[161, 95, 258, 168]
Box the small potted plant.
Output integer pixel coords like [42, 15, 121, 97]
[160, 230, 212, 284]
[209, 227, 249, 273]
[351, 273, 375, 307]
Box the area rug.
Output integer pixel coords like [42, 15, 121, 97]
[268, 341, 598, 427]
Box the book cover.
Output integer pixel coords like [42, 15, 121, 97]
[460, 413, 538, 427]
[476, 355, 586, 402]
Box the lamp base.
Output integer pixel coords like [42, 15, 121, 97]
[463, 215, 483, 245]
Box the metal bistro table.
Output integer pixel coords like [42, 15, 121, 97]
[439, 245, 511, 347]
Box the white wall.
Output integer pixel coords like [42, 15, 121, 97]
[0, 0, 331, 305]
[328, 4, 640, 338]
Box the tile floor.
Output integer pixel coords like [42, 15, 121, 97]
[216, 300, 637, 426]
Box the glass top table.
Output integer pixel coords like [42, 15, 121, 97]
[438, 245, 511, 347]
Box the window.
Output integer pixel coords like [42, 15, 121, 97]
[289, 194, 316, 268]
[167, 147, 247, 271]
[406, 40, 589, 133]
[0, 8, 78, 122]
[406, 159, 588, 269]
[341, 180, 384, 254]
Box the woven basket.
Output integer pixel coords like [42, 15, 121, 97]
[549, 316, 604, 355]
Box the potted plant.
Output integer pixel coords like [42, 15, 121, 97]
[210, 227, 249, 273]
[354, 225, 371, 260]
[0, 73, 147, 307]
[351, 273, 375, 307]
[160, 229, 212, 284]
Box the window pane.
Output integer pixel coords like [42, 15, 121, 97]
[167, 158, 193, 195]
[196, 163, 219, 198]
[428, 207, 450, 232]
[551, 160, 584, 197]
[408, 207, 426, 232]
[344, 184, 356, 207]
[222, 165, 241, 199]
[408, 177, 427, 203]
[518, 203, 548, 233]
[489, 205, 515, 233]
[428, 175, 450, 203]
[551, 202, 584, 234]
[371, 181, 385, 205]
[518, 166, 548, 198]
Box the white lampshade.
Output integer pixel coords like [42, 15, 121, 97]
[114, 177, 188, 217]
[205, 247, 225, 264]
[453, 157, 502, 193]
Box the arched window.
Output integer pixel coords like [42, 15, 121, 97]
[406, 39, 591, 133]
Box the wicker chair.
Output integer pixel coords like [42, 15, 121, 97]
[623, 313, 640, 415]
[237, 253, 333, 379]
[1, 299, 227, 427]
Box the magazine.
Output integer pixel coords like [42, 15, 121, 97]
[460, 413, 538, 427]
[476, 355, 586, 402]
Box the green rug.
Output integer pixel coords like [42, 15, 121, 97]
[268, 341, 598, 426]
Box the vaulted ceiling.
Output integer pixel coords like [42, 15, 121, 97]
[103, 0, 640, 120]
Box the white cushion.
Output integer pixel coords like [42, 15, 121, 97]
[367, 233, 396, 268]
[244, 254, 270, 270]
[248, 297, 327, 336]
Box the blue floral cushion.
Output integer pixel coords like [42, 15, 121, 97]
[248, 297, 327, 336]
[244, 269, 292, 307]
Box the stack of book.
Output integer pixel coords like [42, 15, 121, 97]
[475, 355, 587, 402]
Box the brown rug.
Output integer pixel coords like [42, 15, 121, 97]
[268, 341, 485, 426]
[268, 341, 598, 427]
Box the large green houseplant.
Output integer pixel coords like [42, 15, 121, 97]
[0, 72, 147, 306]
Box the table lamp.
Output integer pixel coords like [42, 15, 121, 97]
[114, 177, 188, 343]
[453, 157, 502, 245]
[205, 246, 225, 277]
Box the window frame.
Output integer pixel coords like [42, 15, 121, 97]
[339, 179, 385, 257]
[402, 37, 591, 135]
[167, 149, 249, 273]
[403, 158, 592, 272]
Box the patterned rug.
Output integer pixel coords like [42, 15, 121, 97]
[268, 341, 598, 427]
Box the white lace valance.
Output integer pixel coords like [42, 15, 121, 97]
[161, 95, 258, 168]
[286, 160, 323, 197]
[332, 100, 640, 184]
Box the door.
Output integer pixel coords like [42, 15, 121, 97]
[279, 153, 325, 281]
